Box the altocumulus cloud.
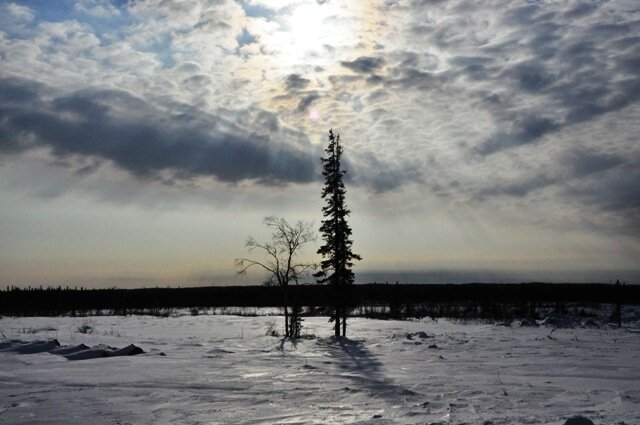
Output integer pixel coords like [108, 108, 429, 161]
[0, 77, 317, 185]
[0, 0, 639, 235]
[341, 0, 640, 227]
[340, 56, 385, 74]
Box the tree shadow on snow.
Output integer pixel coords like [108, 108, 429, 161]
[319, 337, 418, 400]
[277, 336, 299, 353]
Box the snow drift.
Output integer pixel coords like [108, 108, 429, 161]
[0, 339, 144, 361]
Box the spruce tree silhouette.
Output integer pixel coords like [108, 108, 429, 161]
[315, 129, 361, 337]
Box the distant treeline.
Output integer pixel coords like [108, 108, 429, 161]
[0, 283, 637, 317]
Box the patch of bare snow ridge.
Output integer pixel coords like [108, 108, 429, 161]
[0, 314, 638, 424]
[0, 339, 145, 360]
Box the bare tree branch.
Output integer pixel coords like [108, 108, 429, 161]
[235, 216, 317, 338]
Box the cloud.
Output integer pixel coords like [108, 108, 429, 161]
[565, 150, 624, 178]
[0, 76, 42, 104]
[346, 150, 423, 193]
[340, 56, 385, 74]
[74, 0, 121, 17]
[6, 3, 35, 21]
[384, 1, 640, 162]
[476, 116, 558, 155]
[506, 60, 554, 92]
[476, 174, 556, 199]
[296, 92, 320, 113]
[0, 2, 36, 37]
[565, 165, 640, 226]
[0, 78, 318, 185]
[284, 73, 311, 91]
[0, 0, 639, 234]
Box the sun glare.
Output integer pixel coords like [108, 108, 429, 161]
[284, 2, 348, 63]
[289, 4, 323, 50]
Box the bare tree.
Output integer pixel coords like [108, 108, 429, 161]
[236, 216, 316, 338]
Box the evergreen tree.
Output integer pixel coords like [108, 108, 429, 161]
[315, 129, 361, 337]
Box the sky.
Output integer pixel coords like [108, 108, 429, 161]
[1, 0, 639, 288]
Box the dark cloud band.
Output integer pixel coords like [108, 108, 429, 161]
[0, 78, 318, 185]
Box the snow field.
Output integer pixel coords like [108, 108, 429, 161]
[0, 314, 639, 424]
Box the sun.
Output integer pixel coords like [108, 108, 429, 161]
[289, 4, 324, 52]
[283, 2, 348, 63]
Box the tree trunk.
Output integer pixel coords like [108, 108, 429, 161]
[334, 277, 341, 337]
[283, 285, 289, 337]
[342, 310, 346, 337]
[284, 305, 289, 337]
[342, 285, 348, 336]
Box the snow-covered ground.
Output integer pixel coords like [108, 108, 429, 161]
[1, 314, 639, 424]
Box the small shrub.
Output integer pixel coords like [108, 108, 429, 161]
[265, 321, 279, 337]
[289, 304, 304, 338]
[77, 322, 93, 334]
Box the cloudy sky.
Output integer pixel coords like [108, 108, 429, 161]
[1, 0, 639, 287]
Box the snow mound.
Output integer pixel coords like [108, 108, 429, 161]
[0, 339, 144, 361]
[406, 331, 433, 340]
[113, 344, 145, 356]
[564, 416, 595, 425]
[64, 345, 114, 360]
[50, 344, 90, 355]
[0, 339, 60, 354]
[0, 339, 20, 350]
[64, 343, 144, 360]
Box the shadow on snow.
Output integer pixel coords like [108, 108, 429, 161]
[318, 336, 419, 401]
